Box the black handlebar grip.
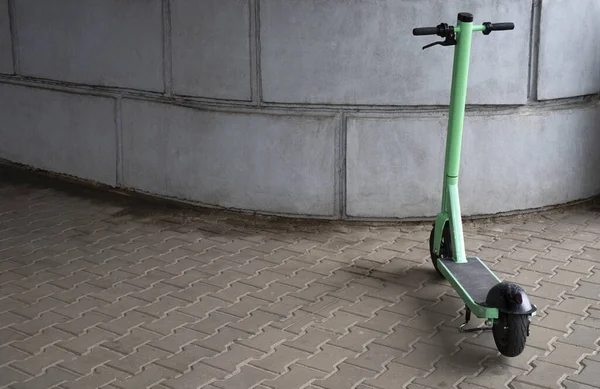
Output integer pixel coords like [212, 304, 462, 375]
[413, 27, 438, 36]
[492, 22, 515, 30]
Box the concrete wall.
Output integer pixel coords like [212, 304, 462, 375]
[0, 0, 599, 220]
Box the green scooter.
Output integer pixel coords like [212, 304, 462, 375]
[413, 13, 536, 357]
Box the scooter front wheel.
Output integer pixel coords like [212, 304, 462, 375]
[492, 312, 529, 357]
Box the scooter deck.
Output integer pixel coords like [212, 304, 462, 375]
[439, 257, 500, 305]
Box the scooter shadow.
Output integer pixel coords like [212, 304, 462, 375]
[343, 262, 494, 357]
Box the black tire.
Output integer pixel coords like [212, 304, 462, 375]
[492, 313, 529, 357]
[428, 223, 452, 277]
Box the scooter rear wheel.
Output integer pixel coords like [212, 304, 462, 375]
[492, 312, 529, 357]
[428, 223, 452, 277]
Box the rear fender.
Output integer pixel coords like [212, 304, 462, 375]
[485, 282, 536, 315]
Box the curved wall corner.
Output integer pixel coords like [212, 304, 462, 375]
[0, 0, 599, 220]
[346, 104, 600, 219]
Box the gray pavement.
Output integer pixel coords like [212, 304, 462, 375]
[0, 168, 599, 389]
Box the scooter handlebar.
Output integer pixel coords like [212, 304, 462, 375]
[412, 26, 439, 36]
[489, 22, 514, 30]
[483, 22, 514, 34]
[413, 22, 515, 36]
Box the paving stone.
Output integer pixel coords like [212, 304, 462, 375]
[511, 360, 575, 389]
[133, 295, 188, 319]
[53, 282, 105, 304]
[229, 310, 284, 335]
[0, 345, 29, 366]
[58, 346, 120, 375]
[147, 327, 205, 354]
[248, 282, 299, 304]
[412, 345, 485, 388]
[283, 328, 333, 354]
[575, 247, 600, 263]
[338, 296, 393, 319]
[556, 238, 588, 252]
[142, 311, 200, 336]
[560, 323, 600, 350]
[399, 341, 449, 372]
[382, 295, 434, 318]
[10, 366, 78, 389]
[566, 359, 600, 387]
[343, 343, 402, 373]
[105, 344, 169, 375]
[54, 311, 114, 336]
[403, 309, 457, 332]
[314, 362, 377, 388]
[61, 365, 129, 389]
[518, 238, 553, 252]
[196, 326, 249, 353]
[539, 341, 593, 369]
[568, 281, 600, 300]
[213, 365, 276, 389]
[372, 325, 430, 353]
[185, 311, 239, 336]
[262, 364, 327, 389]
[163, 361, 228, 388]
[9, 283, 65, 305]
[202, 344, 262, 372]
[356, 310, 409, 335]
[535, 307, 579, 332]
[544, 269, 583, 286]
[112, 363, 178, 389]
[531, 281, 568, 302]
[177, 295, 228, 318]
[210, 281, 262, 304]
[329, 327, 383, 353]
[10, 296, 64, 319]
[363, 361, 425, 388]
[88, 282, 143, 304]
[98, 310, 156, 336]
[314, 310, 366, 335]
[563, 258, 597, 275]
[155, 344, 217, 373]
[237, 325, 297, 353]
[250, 344, 309, 374]
[464, 361, 528, 387]
[128, 282, 181, 303]
[9, 327, 71, 354]
[94, 296, 150, 319]
[101, 327, 162, 355]
[56, 327, 116, 355]
[259, 296, 307, 319]
[553, 295, 597, 315]
[491, 257, 525, 275]
[562, 380, 600, 389]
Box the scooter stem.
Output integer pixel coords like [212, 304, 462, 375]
[416, 13, 515, 265]
[440, 12, 474, 263]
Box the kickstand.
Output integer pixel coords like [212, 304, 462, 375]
[459, 307, 492, 333]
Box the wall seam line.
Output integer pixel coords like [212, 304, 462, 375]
[252, 0, 263, 106]
[1, 76, 597, 116]
[527, 0, 542, 102]
[115, 97, 123, 187]
[7, 0, 20, 74]
[162, 0, 173, 96]
[338, 112, 347, 219]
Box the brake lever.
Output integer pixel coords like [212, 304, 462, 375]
[422, 36, 456, 50]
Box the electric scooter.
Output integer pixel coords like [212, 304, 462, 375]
[413, 12, 536, 357]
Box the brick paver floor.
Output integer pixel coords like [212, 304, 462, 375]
[1, 167, 599, 389]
